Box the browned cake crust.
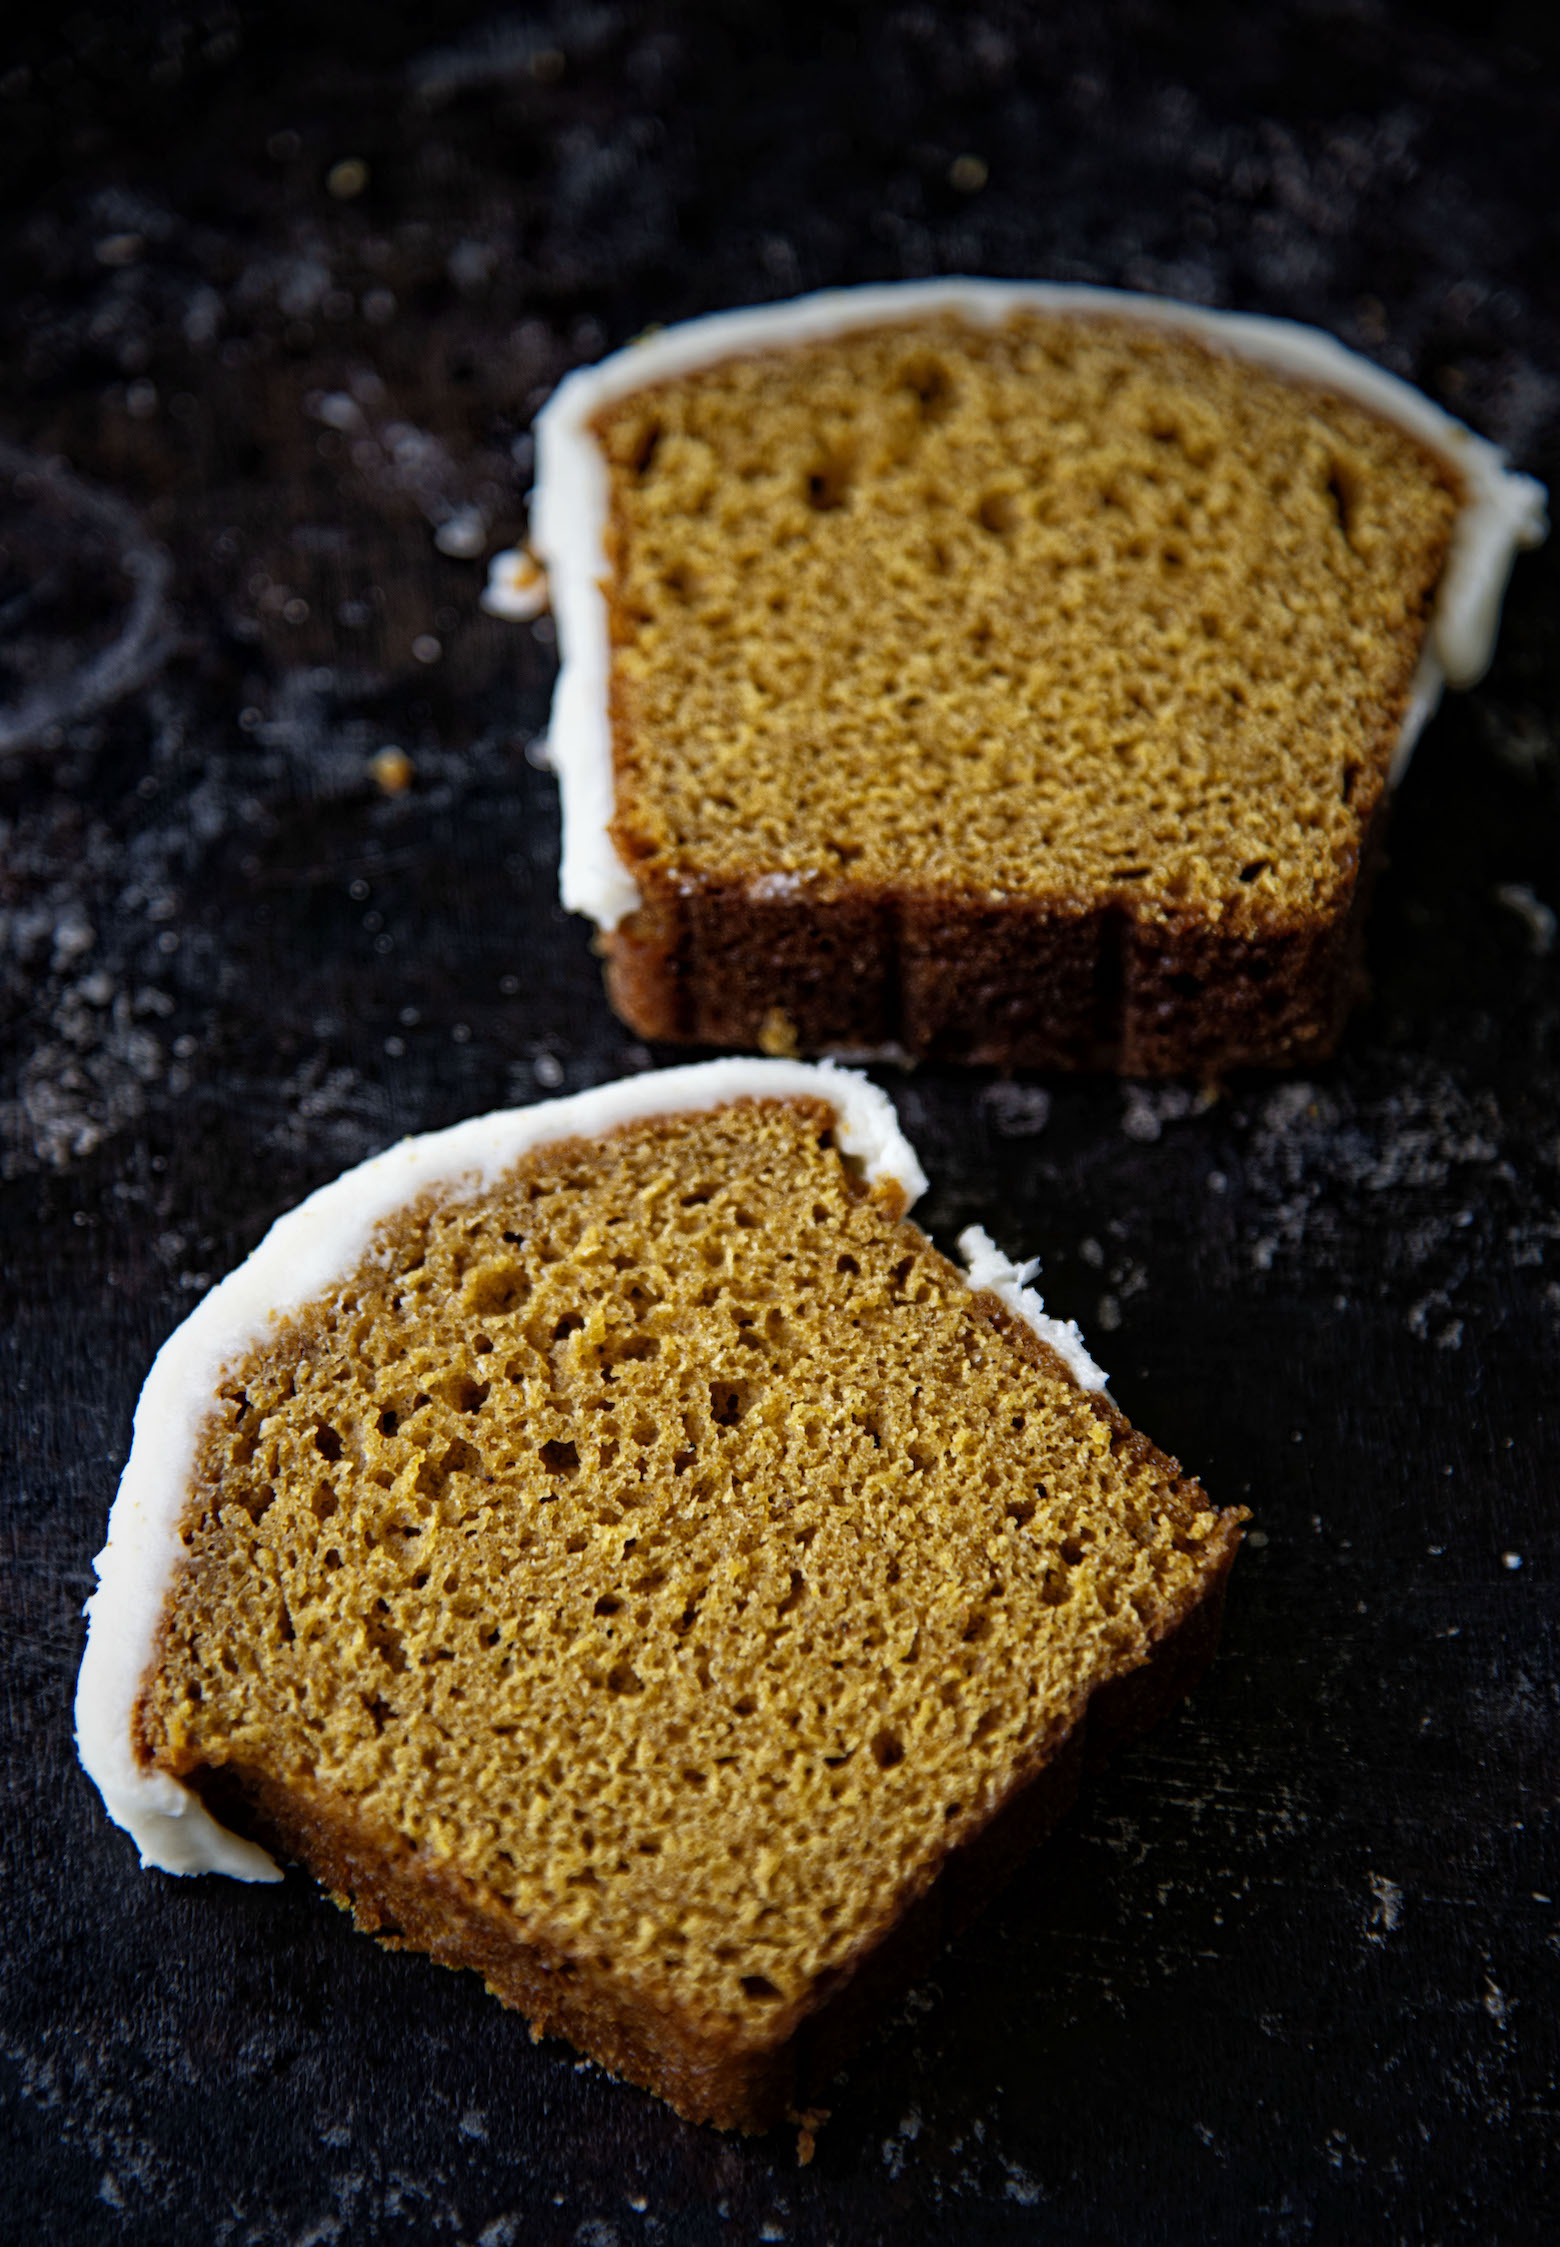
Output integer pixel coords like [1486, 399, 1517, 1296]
[601, 796, 1394, 1072]
[591, 313, 1459, 1073]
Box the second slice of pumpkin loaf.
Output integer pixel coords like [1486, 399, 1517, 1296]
[79, 1062, 1245, 2133]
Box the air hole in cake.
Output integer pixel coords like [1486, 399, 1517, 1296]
[313, 1424, 343, 1462]
[741, 1974, 781, 2003]
[611, 1330, 660, 1366]
[1341, 765, 1361, 804]
[443, 1375, 490, 1414]
[901, 354, 955, 421]
[539, 1438, 579, 1476]
[444, 1437, 482, 1480]
[871, 1729, 905, 1771]
[466, 1261, 530, 1316]
[777, 1570, 806, 1617]
[1240, 860, 1272, 883]
[552, 1313, 583, 1344]
[377, 1409, 399, 1437]
[662, 561, 700, 604]
[805, 448, 853, 512]
[708, 1382, 747, 1427]
[240, 1483, 274, 1523]
[366, 1604, 406, 1671]
[977, 490, 1019, 537]
[1006, 1498, 1036, 1529]
[631, 419, 662, 478]
[1326, 460, 1360, 545]
[311, 1483, 337, 1522]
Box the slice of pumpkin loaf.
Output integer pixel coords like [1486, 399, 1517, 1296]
[533, 281, 1546, 1072]
[77, 1061, 1244, 2135]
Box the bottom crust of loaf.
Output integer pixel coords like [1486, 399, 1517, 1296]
[186, 1549, 1238, 2138]
[602, 800, 1389, 1075]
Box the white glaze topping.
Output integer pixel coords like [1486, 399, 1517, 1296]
[77, 1059, 1107, 1880]
[480, 544, 549, 621]
[957, 1224, 1108, 1393]
[528, 278, 1549, 930]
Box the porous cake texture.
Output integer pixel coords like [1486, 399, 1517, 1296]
[81, 1066, 1243, 2134]
[535, 285, 1547, 1074]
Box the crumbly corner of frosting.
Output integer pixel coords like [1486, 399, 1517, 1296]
[529, 278, 1549, 933]
[958, 1224, 1109, 1393]
[481, 545, 550, 620]
[78, 1058, 1006, 1880]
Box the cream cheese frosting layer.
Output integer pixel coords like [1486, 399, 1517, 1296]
[529, 278, 1550, 932]
[76, 1058, 1107, 1881]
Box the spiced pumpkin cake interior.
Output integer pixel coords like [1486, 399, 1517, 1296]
[583, 308, 1464, 1066]
[597, 312, 1459, 912]
[133, 1092, 1242, 2128]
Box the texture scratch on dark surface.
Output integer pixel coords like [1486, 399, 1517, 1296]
[1, 2, 1557, 2239]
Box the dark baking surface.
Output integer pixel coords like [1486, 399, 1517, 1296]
[3, 3, 1557, 2238]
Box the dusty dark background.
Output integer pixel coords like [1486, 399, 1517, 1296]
[3, 3, 1558, 2240]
